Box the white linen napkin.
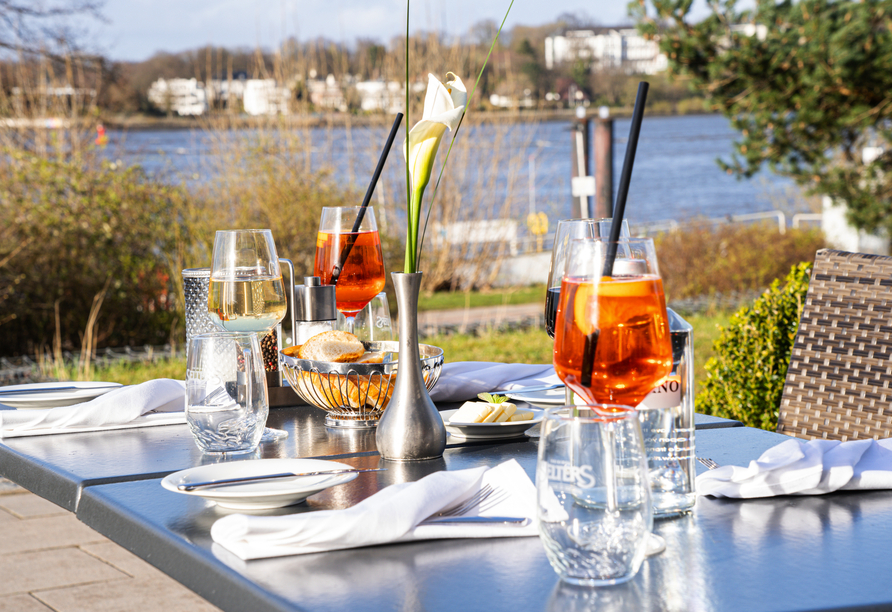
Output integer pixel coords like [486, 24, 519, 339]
[0, 379, 186, 438]
[210, 459, 538, 560]
[430, 362, 560, 403]
[697, 437, 892, 499]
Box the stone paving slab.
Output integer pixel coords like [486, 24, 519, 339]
[34, 576, 222, 612]
[0, 492, 68, 519]
[0, 593, 54, 612]
[0, 548, 127, 595]
[0, 490, 222, 611]
[0, 512, 107, 555]
[81, 542, 171, 582]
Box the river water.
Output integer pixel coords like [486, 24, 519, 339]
[102, 114, 806, 227]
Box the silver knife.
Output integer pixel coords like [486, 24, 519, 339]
[178, 468, 387, 491]
[421, 516, 531, 526]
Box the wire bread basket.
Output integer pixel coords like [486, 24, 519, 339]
[279, 341, 444, 428]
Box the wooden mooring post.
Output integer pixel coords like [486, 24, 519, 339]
[594, 106, 614, 219]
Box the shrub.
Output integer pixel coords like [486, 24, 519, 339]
[696, 262, 812, 430]
[0, 148, 196, 356]
[654, 222, 825, 302]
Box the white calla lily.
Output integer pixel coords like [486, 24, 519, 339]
[405, 73, 466, 193]
[402, 72, 467, 272]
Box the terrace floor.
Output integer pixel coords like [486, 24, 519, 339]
[0, 479, 221, 612]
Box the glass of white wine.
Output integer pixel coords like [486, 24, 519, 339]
[209, 229, 288, 443]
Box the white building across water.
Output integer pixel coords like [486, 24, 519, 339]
[243, 80, 290, 116]
[147, 77, 291, 116]
[146, 78, 209, 116]
[545, 28, 668, 75]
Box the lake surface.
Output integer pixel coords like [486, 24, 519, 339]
[101, 114, 805, 228]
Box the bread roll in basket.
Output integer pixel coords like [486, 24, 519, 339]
[279, 341, 444, 428]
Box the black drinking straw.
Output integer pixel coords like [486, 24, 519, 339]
[331, 112, 404, 285]
[603, 81, 649, 277]
[580, 82, 649, 389]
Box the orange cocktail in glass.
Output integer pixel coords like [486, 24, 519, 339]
[314, 206, 386, 333]
[553, 238, 672, 407]
[314, 230, 386, 317]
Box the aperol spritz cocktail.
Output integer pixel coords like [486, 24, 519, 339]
[553, 238, 672, 407]
[544, 219, 630, 339]
[314, 207, 386, 328]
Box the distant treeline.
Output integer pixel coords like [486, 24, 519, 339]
[0, 11, 704, 118]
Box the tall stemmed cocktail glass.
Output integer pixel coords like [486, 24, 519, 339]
[553, 237, 672, 408]
[208, 229, 288, 443]
[314, 206, 386, 334]
[551, 237, 672, 559]
[545, 219, 630, 339]
[546, 220, 630, 405]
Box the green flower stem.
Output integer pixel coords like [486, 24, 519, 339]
[404, 185, 425, 273]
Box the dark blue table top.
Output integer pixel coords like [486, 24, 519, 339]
[73, 426, 892, 612]
[0, 404, 740, 512]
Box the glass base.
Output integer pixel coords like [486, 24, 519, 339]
[260, 427, 288, 443]
[559, 572, 639, 588]
[645, 533, 666, 557]
[198, 446, 259, 456]
[325, 415, 379, 429]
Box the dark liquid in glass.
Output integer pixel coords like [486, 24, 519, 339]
[544, 287, 561, 339]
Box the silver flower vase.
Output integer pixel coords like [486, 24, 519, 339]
[375, 272, 446, 461]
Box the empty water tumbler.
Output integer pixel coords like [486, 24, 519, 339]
[185, 332, 269, 454]
[537, 406, 653, 586]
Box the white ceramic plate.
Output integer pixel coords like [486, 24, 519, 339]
[504, 387, 566, 409]
[441, 408, 543, 440]
[161, 458, 360, 510]
[0, 382, 122, 409]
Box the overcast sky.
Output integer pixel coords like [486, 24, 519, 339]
[95, 0, 637, 62]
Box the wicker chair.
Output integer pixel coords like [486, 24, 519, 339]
[778, 249, 892, 440]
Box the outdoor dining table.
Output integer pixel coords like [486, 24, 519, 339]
[2, 400, 892, 612]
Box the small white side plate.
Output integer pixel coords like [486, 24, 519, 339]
[504, 388, 566, 409]
[0, 382, 122, 409]
[441, 408, 543, 440]
[161, 458, 360, 510]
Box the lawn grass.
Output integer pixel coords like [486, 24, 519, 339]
[686, 311, 730, 394]
[70, 310, 731, 393]
[417, 285, 545, 312]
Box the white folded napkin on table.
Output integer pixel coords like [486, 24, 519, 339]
[697, 437, 892, 499]
[0, 379, 186, 438]
[430, 362, 560, 403]
[210, 459, 538, 560]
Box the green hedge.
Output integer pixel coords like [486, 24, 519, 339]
[1, 149, 194, 355]
[696, 262, 812, 430]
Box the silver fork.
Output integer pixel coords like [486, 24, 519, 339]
[432, 484, 494, 518]
[421, 484, 529, 526]
[697, 457, 720, 470]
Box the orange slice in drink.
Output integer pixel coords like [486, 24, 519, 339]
[572, 281, 597, 336]
[573, 276, 661, 336]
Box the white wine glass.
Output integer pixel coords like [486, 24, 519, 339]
[209, 229, 288, 443]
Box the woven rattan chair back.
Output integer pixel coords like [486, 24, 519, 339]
[778, 249, 892, 440]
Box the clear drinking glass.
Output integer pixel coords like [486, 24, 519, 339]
[337, 291, 393, 342]
[537, 406, 653, 586]
[186, 332, 269, 455]
[545, 219, 630, 339]
[208, 229, 288, 443]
